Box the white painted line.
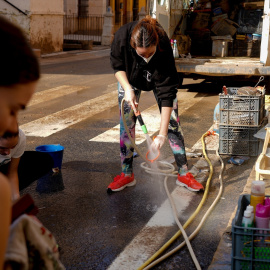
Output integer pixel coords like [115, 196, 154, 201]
[107, 187, 195, 270]
[90, 105, 160, 144]
[90, 91, 206, 144]
[21, 89, 118, 137]
[28, 85, 88, 107]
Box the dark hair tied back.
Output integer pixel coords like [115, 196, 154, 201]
[131, 15, 165, 49]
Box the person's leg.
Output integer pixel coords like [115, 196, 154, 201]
[119, 83, 141, 174]
[107, 83, 141, 193]
[152, 91, 203, 191]
[18, 151, 54, 190]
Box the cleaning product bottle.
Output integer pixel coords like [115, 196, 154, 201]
[170, 39, 174, 50]
[255, 204, 270, 235]
[250, 181, 265, 214]
[264, 197, 270, 207]
[173, 40, 179, 59]
[242, 210, 253, 231]
[213, 103, 219, 134]
[246, 205, 255, 225]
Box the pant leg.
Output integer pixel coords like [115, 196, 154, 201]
[18, 151, 54, 190]
[152, 90, 188, 174]
[118, 83, 141, 174]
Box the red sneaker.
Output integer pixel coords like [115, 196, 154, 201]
[176, 172, 204, 192]
[107, 173, 136, 193]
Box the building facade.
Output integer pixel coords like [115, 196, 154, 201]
[0, 0, 64, 54]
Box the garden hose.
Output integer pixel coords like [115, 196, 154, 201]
[120, 99, 224, 269]
[141, 137, 224, 269]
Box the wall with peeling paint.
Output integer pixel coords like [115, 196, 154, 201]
[30, 15, 63, 54]
[0, 0, 30, 34]
[0, 0, 64, 54]
[30, 0, 64, 53]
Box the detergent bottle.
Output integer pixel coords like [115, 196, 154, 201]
[242, 210, 253, 230]
[173, 40, 179, 59]
[246, 205, 255, 225]
[170, 39, 174, 50]
[264, 197, 270, 207]
[250, 181, 265, 214]
[255, 204, 270, 234]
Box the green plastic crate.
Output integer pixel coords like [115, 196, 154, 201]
[231, 194, 270, 269]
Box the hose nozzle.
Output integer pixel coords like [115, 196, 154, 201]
[135, 110, 148, 134]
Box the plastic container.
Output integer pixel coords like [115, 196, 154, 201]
[242, 210, 253, 229]
[173, 40, 179, 58]
[35, 144, 65, 169]
[253, 34, 262, 41]
[265, 198, 270, 207]
[246, 205, 255, 224]
[218, 124, 262, 156]
[231, 194, 270, 269]
[213, 103, 220, 134]
[256, 203, 270, 231]
[219, 87, 265, 126]
[250, 181, 265, 213]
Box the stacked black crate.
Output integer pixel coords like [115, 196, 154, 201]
[218, 87, 265, 156]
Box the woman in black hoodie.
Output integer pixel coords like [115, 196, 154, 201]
[108, 16, 204, 193]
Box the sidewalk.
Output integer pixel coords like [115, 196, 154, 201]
[40, 45, 110, 58]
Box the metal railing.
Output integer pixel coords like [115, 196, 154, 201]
[64, 14, 104, 44]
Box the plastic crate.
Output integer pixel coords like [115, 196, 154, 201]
[231, 194, 270, 270]
[219, 124, 261, 156]
[219, 88, 265, 126]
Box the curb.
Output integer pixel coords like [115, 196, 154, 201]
[40, 45, 111, 59]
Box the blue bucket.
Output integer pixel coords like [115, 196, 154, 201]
[35, 144, 64, 169]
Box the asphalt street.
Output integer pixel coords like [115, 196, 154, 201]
[19, 47, 256, 270]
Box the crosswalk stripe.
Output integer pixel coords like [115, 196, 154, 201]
[90, 91, 206, 143]
[28, 85, 88, 107]
[107, 181, 196, 270]
[90, 104, 160, 144]
[21, 89, 118, 137]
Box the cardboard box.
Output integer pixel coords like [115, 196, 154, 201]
[192, 12, 210, 30]
[211, 19, 239, 36]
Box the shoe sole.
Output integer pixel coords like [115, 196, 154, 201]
[176, 180, 201, 192]
[108, 179, 136, 192]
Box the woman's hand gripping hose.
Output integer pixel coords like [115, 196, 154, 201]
[152, 135, 167, 150]
[125, 88, 138, 112]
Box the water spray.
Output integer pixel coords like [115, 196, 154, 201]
[120, 98, 224, 270]
[134, 110, 160, 163]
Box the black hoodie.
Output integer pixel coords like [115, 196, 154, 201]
[110, 21, 179, 107]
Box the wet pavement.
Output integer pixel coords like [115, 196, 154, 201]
[17, 46, 263, 269]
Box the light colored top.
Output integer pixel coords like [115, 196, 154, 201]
[0, 129, 26, 166]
